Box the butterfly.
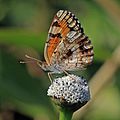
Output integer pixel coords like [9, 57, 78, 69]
[25, 10, 94, 81]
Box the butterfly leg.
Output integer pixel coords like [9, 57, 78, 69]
[61, 68, 76, 80]
[48, 72, 55, 83]
[37, 62, 53, 83]
[62, 69, 70, 76]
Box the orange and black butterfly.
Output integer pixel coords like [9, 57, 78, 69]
[24, 10, 94, 80]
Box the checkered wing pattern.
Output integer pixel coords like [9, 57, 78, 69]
[44, 10, 94, 70]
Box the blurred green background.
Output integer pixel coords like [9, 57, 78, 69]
[0, 0, 120, 120]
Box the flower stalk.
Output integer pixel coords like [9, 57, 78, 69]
[59, 107, 73, 120]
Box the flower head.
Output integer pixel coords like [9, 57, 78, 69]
[47, 74, 90, 111]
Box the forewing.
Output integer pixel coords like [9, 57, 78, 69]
[44, 10, 83, 65]
[49, 10, 94, 70]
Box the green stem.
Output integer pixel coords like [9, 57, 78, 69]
[59, 108, 73, 120]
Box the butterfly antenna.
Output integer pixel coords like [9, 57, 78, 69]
[19, 60, 35, 64]
[20, 54, 43, 64]
[25, 54, 42, 63]
[20, 61, 27, 64]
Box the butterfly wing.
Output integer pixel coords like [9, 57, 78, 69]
[44, 10, 75, 65]
[50, 34, 94, 71]
[44, 10, 94, 70]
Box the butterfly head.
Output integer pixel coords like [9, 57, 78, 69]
[39, 62, 50, 71]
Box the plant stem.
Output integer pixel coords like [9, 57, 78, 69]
[59, 108, 73, 120]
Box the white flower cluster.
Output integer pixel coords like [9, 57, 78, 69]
[47, 74, 90, 104]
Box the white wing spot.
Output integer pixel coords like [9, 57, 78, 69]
[57, 10, 64, 17]
[59, 10, 67, 21]
[67, 31, 77, 39]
